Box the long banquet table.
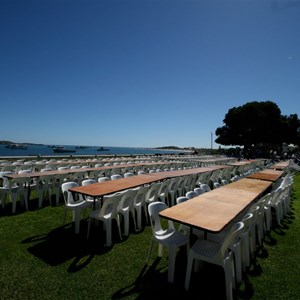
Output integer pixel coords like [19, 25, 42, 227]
[269, 161, 290, 170]
[68, 165, 230, 200]
[159, 178, 272, 234]
[246, 169, 284, 182]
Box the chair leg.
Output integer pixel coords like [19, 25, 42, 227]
[167, 247, 176, 283]
[147, 238, 154, 263]
[131, 210, 137, 233]
[116, 217, 122, 241]
[87, 217, 92, 239]
[123, 213, 129, 236]
[10, 193, 18, 214]
[235, 247, 242, 284]
[224, 257, 234, 300]
[73, 210, 81, 234]
[158, 244, 163, 257]
[185, 254, 194, 291]
[104, 221, 112, 246]
[135, 207, 142, 230]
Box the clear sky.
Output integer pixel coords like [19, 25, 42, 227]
[1, 0, 299, 148]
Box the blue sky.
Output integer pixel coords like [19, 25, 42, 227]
[1, 0, 299, 148]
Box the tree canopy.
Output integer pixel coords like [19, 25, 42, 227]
[215, 101, 300, 152]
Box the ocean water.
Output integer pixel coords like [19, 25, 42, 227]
[0, 144, 187, 157]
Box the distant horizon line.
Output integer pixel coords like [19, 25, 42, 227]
[0, 141, 216, 150]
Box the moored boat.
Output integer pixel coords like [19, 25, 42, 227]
[52, 146, 76, 153]
[5, 143, 28, 149]
[97, 146, 110, 151]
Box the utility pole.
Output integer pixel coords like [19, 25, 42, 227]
[211, 132, 213, 150]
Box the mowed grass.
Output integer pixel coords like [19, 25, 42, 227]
[0, 172, 299, 299]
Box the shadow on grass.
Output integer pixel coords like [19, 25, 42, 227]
[111, 249, 231, 300]
[22, 219, 123, 271]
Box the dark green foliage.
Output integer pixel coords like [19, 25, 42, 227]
[215, 101, 300, 150]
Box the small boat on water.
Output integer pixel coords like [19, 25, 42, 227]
[52, 146, 76, 153]
[97, 146, 110, 151]
[5, 143, 28, 149]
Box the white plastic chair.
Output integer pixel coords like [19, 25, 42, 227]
[124, 172, 134, 178]
[51, 172, 69, 205]
[167, 177, 179, 207]
[176, 196, 191, 236]
[147, 201, 189, 283]
[157, 180, 170, 205]
[61, 182, 93, 234]
[0, 171, 13, 209]
[98, 176, 111, 183]
[117, 189, 138, 236]
[81, 178, 99, 207]
[111, 174, 123, 180]
[194, 187, 205, 196]
[241, 212, 254, 273]
[9, 170, 34, 213]
[213, 181, 222, 189]
[87, 192, 123, 246]
[176, 177, 186, 197]
[185, 221, 244, 300]
[185, 191, 198, 199]
[200, 183, 211, 192]
[145, 182, 160, 206]
[133, 185, 150, 230]
[36, 168, 53, 208]
[249, 205, 260, 258]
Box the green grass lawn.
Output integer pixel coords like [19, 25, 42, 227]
[0, 173, 300, 299]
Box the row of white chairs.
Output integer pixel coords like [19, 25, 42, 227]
[146, 170, 294, 299]
[0, 160, 226, 214]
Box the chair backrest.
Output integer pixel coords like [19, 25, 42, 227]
[98, 176, 111, 183]
[99, 193, 123, 218]
[15, 170, 32, 187]
[124, 172, 134, 178]
[118, 189, 138, 211]
[145, 182, 160, 203]
[61, 181, 79, 205]
[185, 191, 198, 199]
[0, 171, 13, 188]
[176, 196, 189, 204]
[81, 179, 96, 186]
[157, 180, 170, 202]
[111, 174, 123, 180]
[194, 187, 205, 195]
[241, 212, 254, 235]
[148, 201, 174, 234]
[58, 167, 69, 170]
[168, 177, 179, 192]
[221, 221, 244, 257]
[213, 182, 221, 189]
[200, 183, 211, 192]
[133, 185, 150, 206]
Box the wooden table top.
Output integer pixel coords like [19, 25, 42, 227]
[159, 178, 272, 233]
[227, 159, 264, 166]
[3, 163, 226, 180]
[69, 174, 166, 197]
[246, 169, 284, 182]
[69, 165, 231, 198]
[3, 164, 144, 179]
[269, 161, 290, 170]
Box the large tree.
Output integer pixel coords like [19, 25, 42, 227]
[215, 101, 300, 151]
